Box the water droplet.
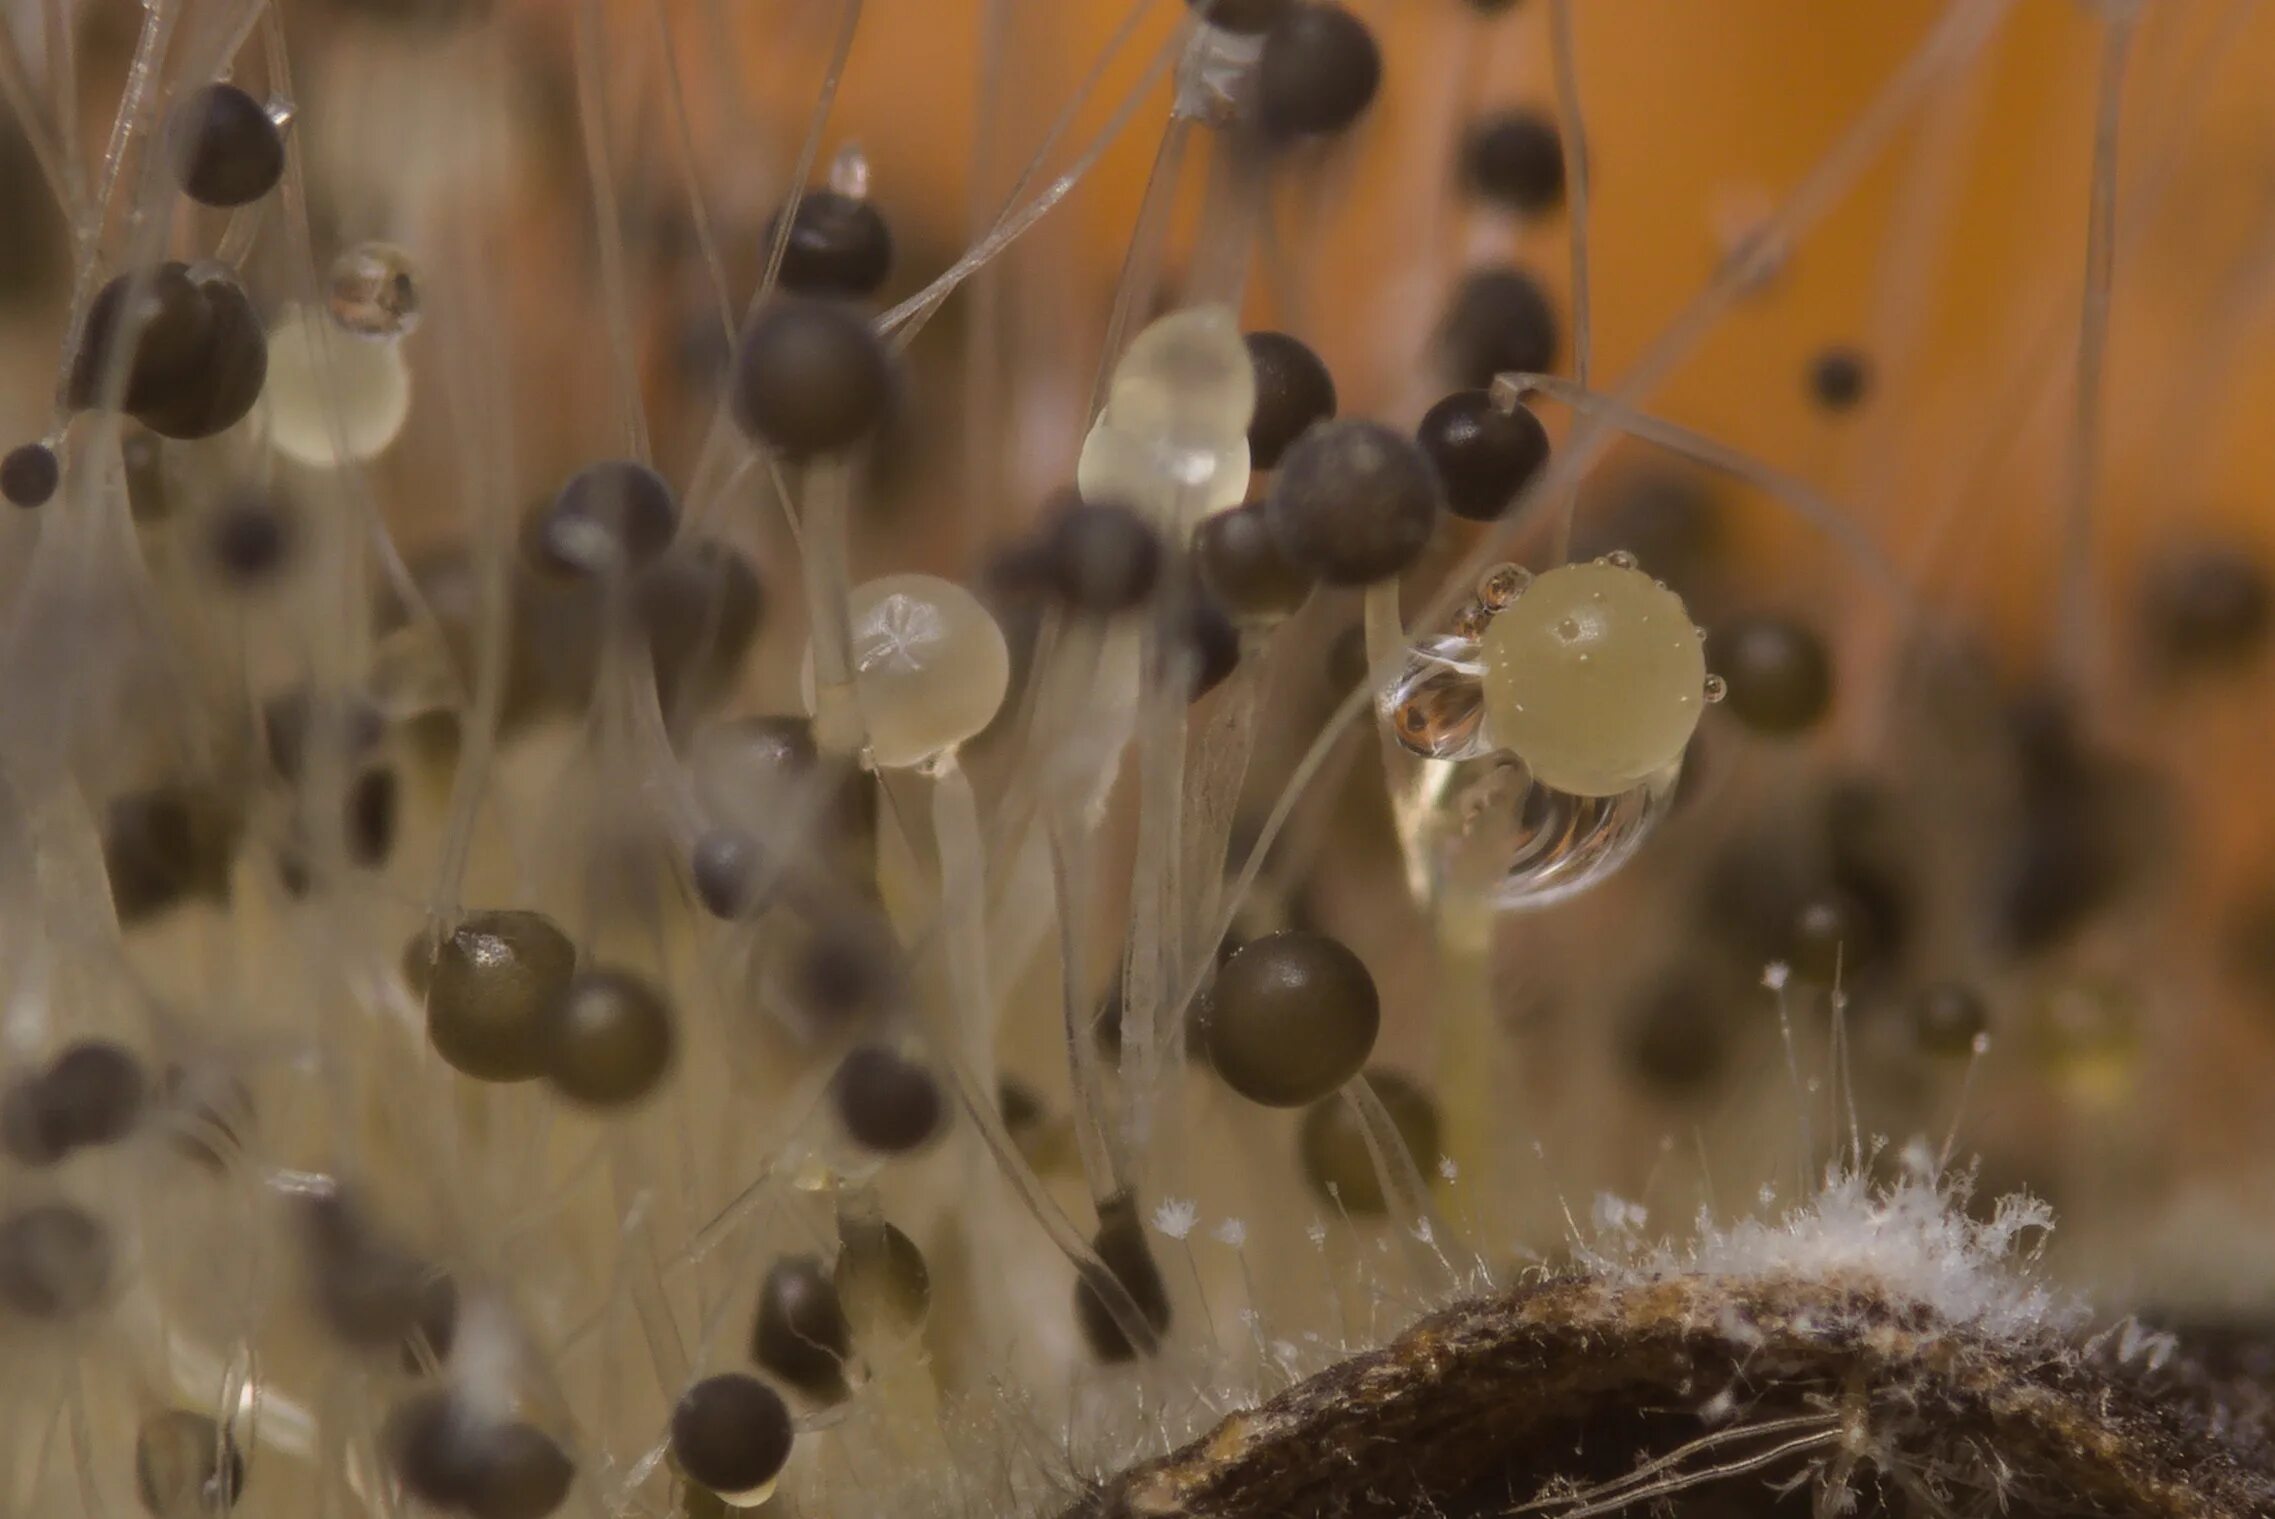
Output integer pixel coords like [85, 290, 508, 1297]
[326, 242, 423, 341]
[1393, 753, 1681, 913]
[1702, 673, 1727, 703]
[1606, 549, 1638, 570]
[1382, 636, 1493, 761]
[1478, 564, 1531, 609]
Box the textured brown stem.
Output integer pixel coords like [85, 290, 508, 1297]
[1071, 1274, 2275, 1518]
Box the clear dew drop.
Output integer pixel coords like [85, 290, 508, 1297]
[1383, 636, 1494, 761]
[1703, 673, 1728, 703]
[1395, 751, 1682, 913]
[327, 242, 423, 341]
[1451, 601, 1494, 641]
[1606, 549, 1639, 570]
[1477, 563, 1532, 609]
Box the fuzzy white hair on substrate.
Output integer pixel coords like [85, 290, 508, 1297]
[1605, 1161, 2074, 1345]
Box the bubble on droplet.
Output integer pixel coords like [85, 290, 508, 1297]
[265, 97, 298, 131]
[265, 304, 413, 467]
[1606, 549, 1638, 570]
[1382, 635, 1492, 760]
[1703, 673, 1727, 703]
[1478, 564, 1532, 609]
[327, 242, 423, 340]
[827, 140, 872, 200]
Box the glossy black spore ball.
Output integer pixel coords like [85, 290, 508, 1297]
[204, 489, 297, 588]
[418, 909, 576, 1083]
[384, 1392, 574, 1519]
[831, 1045, 943, 1154]
[1188, 0, 1291, 31]
[1461, 109, 1564, 215]
[1808, 346, 1870, 412]
[67, 263, 267, 438]
[1073, 1192, 1171, 1362]
[1244, 331, 1337, 470]
[731, 297, 894, 459]
[544, 968, 675, 1108]
[68, 263, 211, 413]
[168, 83, 284, 208]
[0, 1202, 112, 1318]
[135, 1408, 245, 1518]
[1196, 501, 1313, 622]
[1206, 931, 1380, 1106]
[1258, 4, 1381, 140]
[768, 190, 894, 299]
[524, 461, 678, 579]
[671, 1374, 793, 1498]
[1183, 596, 1242, 699]
[136, 265, 267, 441]
[1265, 420, 1441, 586]
[1, 441, 57, 507]
[1439, 267, 1558, 390]
[104, 783, 242, 923]
[1298, 1068, 1439, 1214]
[753, 1254, 852, 1401]
[1044, 500, 1160, 613]
[2140, 544, 2271, 674]
[1416, 389, 1549, 522]
[1913, 981, 1989, 1059]
[1707, 615, 1833, 735]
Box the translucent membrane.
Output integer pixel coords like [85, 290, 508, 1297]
[1077, 304, 1255, 528]
[803, 573, 1010, 770]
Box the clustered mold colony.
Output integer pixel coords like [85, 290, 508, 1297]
[0, 0, 2272, 1517]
